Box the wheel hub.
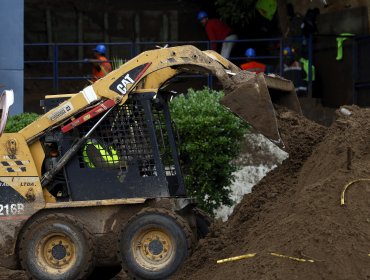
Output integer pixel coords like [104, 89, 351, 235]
[141, 231, 170, 261]
[39, 234, 75, 269]
[133, 229, 174, 270]
[148, 239, 164, 255]
[51, 244, 67, 260]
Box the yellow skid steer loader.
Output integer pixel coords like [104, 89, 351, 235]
[0, 45, 301, 280]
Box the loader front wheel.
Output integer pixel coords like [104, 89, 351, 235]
[118, 208, 192, 280]
[19, 213, 94, 280]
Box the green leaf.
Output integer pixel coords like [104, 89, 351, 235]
[170, 87, 249, 214]
[5, 113, 39, 133]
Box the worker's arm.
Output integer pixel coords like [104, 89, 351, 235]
[205, 23, 218, 51]
[84, 58, 103, 71]
[85, 58, 112, 76]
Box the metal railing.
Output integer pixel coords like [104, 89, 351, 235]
[24, 37, 313, 95]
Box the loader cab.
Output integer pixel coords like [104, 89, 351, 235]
[41, 92, 186, 201]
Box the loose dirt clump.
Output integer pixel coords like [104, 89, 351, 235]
[0, 267, 26, 280]
[175, 105, 370, 280]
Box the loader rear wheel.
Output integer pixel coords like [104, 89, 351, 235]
[118, 208, 192, 280]
[19, 213, 94, 280]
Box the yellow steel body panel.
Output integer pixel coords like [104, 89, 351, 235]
[45, 198, 146, 209]
[45, 94, 76, 99]
[28, 140, 44, 178]
[0, 133, 45, 212]
[19, 92, 90, 142]
[43, 188, 56, 203]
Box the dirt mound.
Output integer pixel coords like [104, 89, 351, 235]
[174, 105, 370, 280]
[4, 106, 370, 280]
[0, 267, 26, 280]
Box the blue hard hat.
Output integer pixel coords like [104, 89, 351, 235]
[283, 47, 295, 56]
[245, 48, 256, 58]
[93, 44, 106, 55]
[197, 11, 208, 21]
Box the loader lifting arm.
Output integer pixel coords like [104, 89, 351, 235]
[19, 45, 301, 145]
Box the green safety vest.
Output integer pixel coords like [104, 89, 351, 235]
[300, 58, 315, 82]
[83, 140, 119, 168]
[256, 0, 277, 21]
[336, 33, 354, 61]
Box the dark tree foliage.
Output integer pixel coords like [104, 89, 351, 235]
[215, 0, 258, 27]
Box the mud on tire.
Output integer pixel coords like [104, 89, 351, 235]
[118, 208, 192, 280]
[19, 213, 95, 280]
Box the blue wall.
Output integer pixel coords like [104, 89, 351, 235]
[0, 0, 24, 114]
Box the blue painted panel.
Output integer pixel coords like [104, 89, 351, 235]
[0, 70, 24, 115]
[0, 0, 24, 69]
[0, 0, 24, 113]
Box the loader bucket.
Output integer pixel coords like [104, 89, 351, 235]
[220, 72, 302, 145]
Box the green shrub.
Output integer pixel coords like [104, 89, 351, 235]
[5, 113, 39, 133]
[170, 88, 249, 214]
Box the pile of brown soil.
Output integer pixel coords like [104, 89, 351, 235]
[4, 106, 370, 280]
[174, 105, 370, 280]
[0, 267, 26, 280]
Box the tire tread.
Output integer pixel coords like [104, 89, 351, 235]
[18, 213, 95, 280]
[118, 207, 193, 279]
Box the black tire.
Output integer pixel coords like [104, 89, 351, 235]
[19, 213, 95, 280]
[88, 265, 122, 280]
[118, 208, 192, 280]
[194, 208, 212, 239]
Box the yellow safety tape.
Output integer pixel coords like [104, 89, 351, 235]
[340, 178, 370, 206]
[216, 253, 257, 264]
[270, 252, 314, 263]
[217, 252, 316, 264]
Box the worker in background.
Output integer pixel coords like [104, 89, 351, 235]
[197, 11, 238, 59]
[85, 44, 112, 82]
[83, 138, 120, 169]
[300, 57, 315, 82]
[301, 8, 320, 45]
[240, 48, 266, 74]
[256, 0, 277, 22]
[281, 47, 307, 97]
[285, 3, 303, 38]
